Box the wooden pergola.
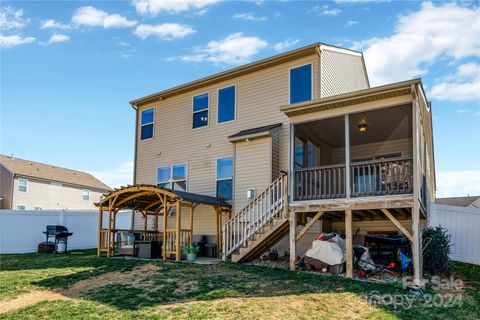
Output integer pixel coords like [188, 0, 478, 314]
[95, 185, 231, 261]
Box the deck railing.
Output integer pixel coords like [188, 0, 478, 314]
[223, 174, 287, 256]
[164, 229, 192, 254]
[294, 164, 346, 200]
[293, 157, 413, 200]
[351, 157, 413, 197]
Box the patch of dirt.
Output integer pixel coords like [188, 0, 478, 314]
[173, 280, 199, 295]
[59, 263, 162, 298]
[0, 290, 69, 314]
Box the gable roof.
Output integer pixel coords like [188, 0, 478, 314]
[436, 196, 480, 207]
[0, 155, 111, 191]
[129, 42, 365, 107]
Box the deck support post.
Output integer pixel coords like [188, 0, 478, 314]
[345, 209, 353, 278]
[175, 200, 181, 262]
[289, 211, 297, 270]
[97, 206, 103, 256]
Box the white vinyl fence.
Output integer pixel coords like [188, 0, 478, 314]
[430, 204, 480, 265]
[0, 210, 132, 254]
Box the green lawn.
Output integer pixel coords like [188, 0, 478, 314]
[0, 250, 478, 319]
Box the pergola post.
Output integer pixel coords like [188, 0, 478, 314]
[215, 207, 220, 258]
[175, 200, 181, 262]
[97, 206, 103, 256]
[163, 200, 168, 261]
[107, 208, 112, 257]
[189, 205, 194, 246]
[143, 211, 148, 239]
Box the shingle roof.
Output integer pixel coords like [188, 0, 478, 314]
[436, 196, 480, 207]
[0, 155, 111, 191]
[171, 189, 231, 207]
[228, 123, 282, 139]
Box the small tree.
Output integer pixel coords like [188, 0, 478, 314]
[422, 226, 452, 275]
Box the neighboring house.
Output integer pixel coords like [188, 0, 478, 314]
[119, 42, 434, 283]
[0, 155, 111, 210]
[436, 196, 480, 208]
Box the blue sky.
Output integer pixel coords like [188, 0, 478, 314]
[1, 0, 479, 197]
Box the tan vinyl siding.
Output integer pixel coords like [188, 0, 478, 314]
[136, 54, 320, 212]
[11, 177, 104, 210]
[234, 137, 272, 213]
[271, 129, 281, 180]
[320, 49, 369, 98]
[0, 165, 13, 209]
[331, 138, 413, 163]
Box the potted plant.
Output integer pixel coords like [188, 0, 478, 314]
[183, 245, 200, 263]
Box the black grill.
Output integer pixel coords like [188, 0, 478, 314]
[42, 225, 73, 253]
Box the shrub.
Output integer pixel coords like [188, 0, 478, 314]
[422, 226, 452, 275]
[183, 246, 199, 255]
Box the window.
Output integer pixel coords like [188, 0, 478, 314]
[140, 108, 154, 140]
[51, 181, 62, 187]
[217, 85, 236, 124]
[18, 178, 27, 192]
[83, 189, 90, 201]
[16, 204, 26, 210]
[34, 207, 43, 211]
[216, 157, 233, 201]
[157, 164, 187, 191]
[193, 93, 209, 129]
[290, 64, 312, 104]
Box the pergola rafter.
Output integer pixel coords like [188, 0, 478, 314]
[95, 184, 231, 261]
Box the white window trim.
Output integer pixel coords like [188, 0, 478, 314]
[215, 156, 234, 201]
[16, 204, 27, 210]
[192, 92, 210, 130]
[140, 107, 155, 141]
[18, 178, 28, 192]
[216, 84, 237, 125]
[156, 163, 188, 191]
[82, 189, 90, 201]
[288, 62, 314, 105]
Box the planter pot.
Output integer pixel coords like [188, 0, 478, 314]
[187, 253, 197, 263]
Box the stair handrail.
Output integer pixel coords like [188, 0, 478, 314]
[222, 174, 288, 258]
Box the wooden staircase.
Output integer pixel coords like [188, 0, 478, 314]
[223, 175, 288, 263]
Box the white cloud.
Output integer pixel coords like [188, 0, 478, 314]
[0, 7, 26, 30]
[134, 23, 195, 40]
[132, 0, 220, 15]
[0, 34, 35, 48]
[309, 5, 342, 16]
[72, 6, 137, 29]
[430, 62, 480, 102]
[346, 20, 358, 26]
[180, 32, 268, 65]
[47, 33, 70, 45]
[352, 2, 480, 86]
[89, 161, 133, 189]
[233, 13, 267, 21]
[40, 19, 71, 29]
[436, 170, 480, 197]
[273, 38, 300, 51]
[334, 0, 390, 3]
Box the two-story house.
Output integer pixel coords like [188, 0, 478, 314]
[97, 42, 434, 285]
[0, 155, 111, 210]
